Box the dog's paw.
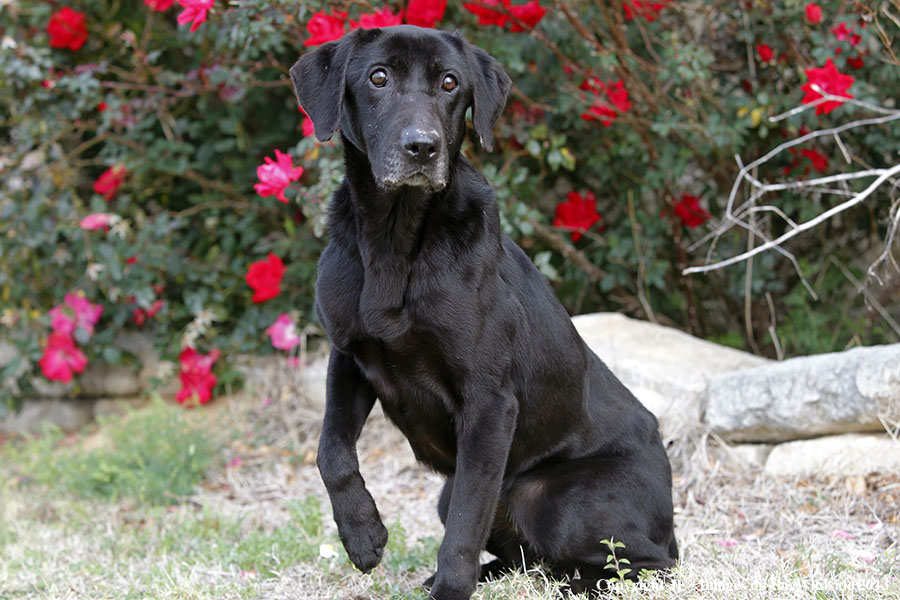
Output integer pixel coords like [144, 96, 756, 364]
[340, 517, 388, 573]
[428, 580, 475, 600]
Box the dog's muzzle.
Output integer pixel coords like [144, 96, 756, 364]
[380, 126, 448, 191]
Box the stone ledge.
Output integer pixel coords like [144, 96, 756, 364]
[705, 344, 900, 443]
[764, 433, 900, 476]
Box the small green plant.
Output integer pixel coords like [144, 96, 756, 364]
[382, 519, 440, 574]
[5, 397, 221, 505]
[601, 537, 632, 582]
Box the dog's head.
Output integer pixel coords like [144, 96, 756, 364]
[290, 25, 510, 192]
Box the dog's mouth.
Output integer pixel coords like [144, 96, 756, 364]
[381, 171, 447, 192]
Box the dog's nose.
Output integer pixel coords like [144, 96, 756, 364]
[401, 128, 440, 161]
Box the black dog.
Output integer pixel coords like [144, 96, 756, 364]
[290, 25, 677, 600]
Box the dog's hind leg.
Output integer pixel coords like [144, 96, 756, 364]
[503, 452, 677, 584]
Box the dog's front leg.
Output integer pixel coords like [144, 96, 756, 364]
[317, 348, 388, 573]
[430, 391, 519, 600]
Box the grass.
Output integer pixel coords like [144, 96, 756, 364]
[0, 396, 438, 600]
[4, 397, 220, 505]
[1, 381, 899, 599]
[0, 489, 437, 599]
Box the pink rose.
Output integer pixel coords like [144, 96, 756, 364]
[176, 0, 215, 33]
[266, 313, 301, 351]
[80, 213, 115, 231]
[176, 347, 220, 405]
[48, 292, 103, 337]
[254, 150, 304, 203]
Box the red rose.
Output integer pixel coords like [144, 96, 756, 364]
[47, 7, 88, 51]
[623, 0, 671, 22]
[350, 6, 403, 29]
[581, 105, 618, 126]
[579, 78, 631, 126]
[800, 58, 854, 115]
[93, 164, 128, 200]
[805, 3, 822, 24]
[245, 253, 286, 303]
[298, 106, 316, 137]
[553, 190, 601, 242]
[463, 0, 509, 27]
[605, 79, 632, 113]
[405, 0, 446, 28]
[800, 149, 828, 173]
[132, 299, 164, 326]
[304, 11, 347, 47]
[463, 0, 545, 31]
[144, 0, 176, 10]
[830, 22, 860, 46]
[756, 44, 774, 62]
[507, 0, 546, 32]
[672, 194, 710, 229]
[846, 55, 864, 70]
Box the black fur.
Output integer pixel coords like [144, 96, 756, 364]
[290, 26, 677, 600]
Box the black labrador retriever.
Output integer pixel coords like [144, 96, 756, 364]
[290, 25, 677, 600]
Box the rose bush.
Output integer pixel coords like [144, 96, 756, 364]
[2, 0, 898, 409]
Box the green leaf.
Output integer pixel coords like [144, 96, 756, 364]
[102, 346, 123, 365]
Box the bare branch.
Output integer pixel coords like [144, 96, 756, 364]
[684, 163, 900, 275]
[682, 92, 900, 289]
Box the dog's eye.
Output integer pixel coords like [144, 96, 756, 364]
[370, 69, 388, 87]
[441, 74, 457, 92]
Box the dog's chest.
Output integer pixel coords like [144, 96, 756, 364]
[353, 338, 459, 473]
[316, 241, 475, 473]
[316, 242, 465, 348]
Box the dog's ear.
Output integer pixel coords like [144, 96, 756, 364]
[290, 33, 356, 142]
[466, 45, 511, 152]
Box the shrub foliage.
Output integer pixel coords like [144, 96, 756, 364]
[2, 0, 899, 407]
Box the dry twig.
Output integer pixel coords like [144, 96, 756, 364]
[683, 93, 900, 302]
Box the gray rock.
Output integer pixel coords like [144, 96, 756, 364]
[764, 433, 900, 476]
[705, 345, 900, 442]
[0, 398, 94, 432]
[572, 313, 768, 439]
[714, 443, 773, 469]
[93, 397, 145, 419]
[30, 376, 73, 398]
[114, 331, 162, 390]
[78, 363, 141, 397]
[299, 355, 329, 410]
[236, 353, 329, 411]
